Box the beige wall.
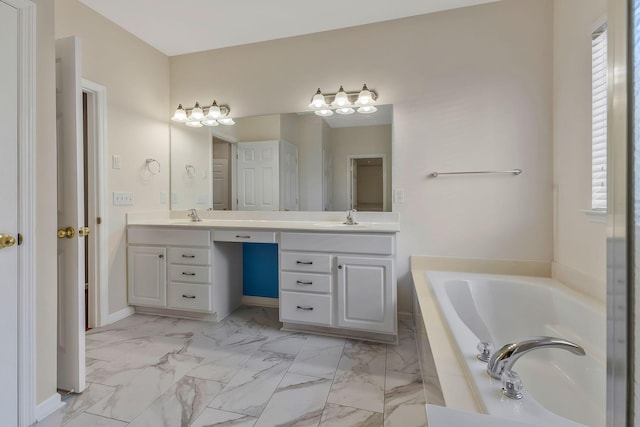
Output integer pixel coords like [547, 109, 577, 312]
[170, 126, 211, 210]
[328, 125, 392, 211]
[170, 0, 555, 312]
[56, 0, 171, 315]
[35, 0, 58, 406]
[552, 0, 607, 301]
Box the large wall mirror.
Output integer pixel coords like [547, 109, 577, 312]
[170, 105, 392, 212]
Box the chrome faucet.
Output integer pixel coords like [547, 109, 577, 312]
[344, 209, 358, 225]
[187, 208, 201, 222]
[487, 336, 585, 380]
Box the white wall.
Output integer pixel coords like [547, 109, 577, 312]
[56, 0, 171, 314]
[170, 0, 555, 312]
[552, 0, 607, 302]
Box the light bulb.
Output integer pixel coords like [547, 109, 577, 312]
[189, 102, 204, 121]
[309, 88, 328, 110]
[207, 101, 222, 119]
[218, 118, 235, 125]
[331, 86, 351, 108]
[357, 105, 377, 114]
[201, 119, 219, 126]
[355, 84, 375, 106]
[171, 104, 187, 122]
[314, 109, 334, 117]
[336, 107, 355, 115]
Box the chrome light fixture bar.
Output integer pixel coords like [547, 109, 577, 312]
[308, 84, 378, 117]
[171, 100, 235, 127]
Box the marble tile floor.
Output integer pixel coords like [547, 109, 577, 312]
[34, 306, 428, 427]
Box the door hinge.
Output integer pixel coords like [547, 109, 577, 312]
[97, 217, 102, 225]
[18, 233, 23, 246]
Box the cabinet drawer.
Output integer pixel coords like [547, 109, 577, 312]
[281, 272, 331, 294]
[213, 229, 276, 243]
[281, 252, 332, 273]
[280, 292, 332, 326]
[280, 232, 394, 255]
[168, 247, 211, 266]
[169, 265, 211, 284]
[128, 228, 211, 247]
[168, 283, 211, 312]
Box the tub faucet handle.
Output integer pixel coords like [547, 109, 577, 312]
[476, 340, 494, 362]
[501, 370, 524, 399]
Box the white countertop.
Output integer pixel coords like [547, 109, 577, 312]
[126, 211, 400, 233]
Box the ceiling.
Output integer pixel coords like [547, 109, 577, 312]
[79, 0, 499, 56]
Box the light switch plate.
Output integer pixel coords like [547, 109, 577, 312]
[160, 192, 168, 204]
[393, 188, 405, 204]
[113, 191, 134, 206]
[112, 155, 121, 169]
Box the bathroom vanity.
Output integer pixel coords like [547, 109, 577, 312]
[126, 211, 400, 342]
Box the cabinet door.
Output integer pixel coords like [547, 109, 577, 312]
[128, 246, 167, 307]
[337, 256, 395, 334]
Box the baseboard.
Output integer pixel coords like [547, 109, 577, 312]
[107, 306, 135, 325]
[242, 296, 279, 308]
[35, 393, 63, 421]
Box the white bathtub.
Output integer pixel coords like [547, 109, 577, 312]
[426, 271, 605, 427]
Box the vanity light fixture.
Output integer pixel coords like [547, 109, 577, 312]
[308, 84, 378, 116]
[171, 100, 235, 127]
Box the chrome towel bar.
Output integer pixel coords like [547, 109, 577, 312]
[429, 169, 522, 178]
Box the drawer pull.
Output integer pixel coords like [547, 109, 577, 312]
[296, 305, 314, 311]
[182, 294, 196, 299]
[235, 235, 251, 239]
[296, 260, 313, 265]
[181, 254, 196, 258]
[182, 272, 196, 276]
[296, 280, 313, 285]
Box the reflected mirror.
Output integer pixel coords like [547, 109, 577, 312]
[170, 105, 392, 211]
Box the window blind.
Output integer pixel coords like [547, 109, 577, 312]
[592, 25, 608, 210]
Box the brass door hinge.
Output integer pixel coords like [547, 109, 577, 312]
[97, 217, 102, 225]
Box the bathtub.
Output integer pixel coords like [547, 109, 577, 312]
[425, 271, 605, 427]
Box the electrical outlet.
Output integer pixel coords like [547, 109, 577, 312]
[113, 191, 134, 206]
[160, 192, 168, 204]
[112, 155, 121, 169]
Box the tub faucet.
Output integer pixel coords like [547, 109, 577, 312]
[345, 209, 358, 225]
[187, 208, 201, 222]
[487, 336, 585, 380]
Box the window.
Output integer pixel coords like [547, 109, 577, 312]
[591, 24, 608, 211]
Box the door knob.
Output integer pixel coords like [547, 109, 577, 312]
[57, 227, 75, 239]
[78, 227, 91, 237]
[0, 233, 16, 249]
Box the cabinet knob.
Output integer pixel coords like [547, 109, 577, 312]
[338, 264, 343, 270]
[158, 254, 164, 259]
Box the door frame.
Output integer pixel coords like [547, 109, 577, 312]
[346, 154, 387, 211]
[81, 80, 109, 328]
[7, 0, 36, 424]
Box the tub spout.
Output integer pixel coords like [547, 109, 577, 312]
[487, 336, 585, 380]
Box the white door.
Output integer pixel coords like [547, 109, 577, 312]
[0, 2, 19, 423]
[212, 158, 229, 210]
[322, 149, 332, 211]
[350, 159, 358, 210]
[336, 256, 395, 334]
[237, 141, 279, 211]
[280, 140, 298, 211]
[56, 36, 86, 393]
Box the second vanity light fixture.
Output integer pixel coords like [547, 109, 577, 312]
[171, 100, 235, 127]
[308, 84, 378, 117]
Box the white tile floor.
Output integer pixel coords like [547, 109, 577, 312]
[35, 306, 427, 427]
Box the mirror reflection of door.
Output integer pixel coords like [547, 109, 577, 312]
[236, 140, 280, 211]
[212, 137, 232, 210]
[349, 156, 385, 211]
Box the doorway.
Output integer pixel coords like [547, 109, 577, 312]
[212, 137, 232, 210]
[348, 155, 386, 211]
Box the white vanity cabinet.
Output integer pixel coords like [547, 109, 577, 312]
[279, 232, 397, 337]
[127, 246, 167, 307]
[127, 227, 242, 320]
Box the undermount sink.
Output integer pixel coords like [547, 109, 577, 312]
[168, 219, 200, 225]
[313, 222, 370, 228]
